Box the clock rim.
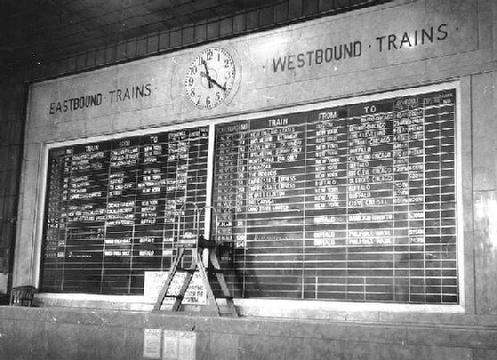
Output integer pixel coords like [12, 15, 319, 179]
[184, 46, 239, 110]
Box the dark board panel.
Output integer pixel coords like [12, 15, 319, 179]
[212, 89, 458, 304]
[41, 87, 459, 304]
[41, 126, 209, 294]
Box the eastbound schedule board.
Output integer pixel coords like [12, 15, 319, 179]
[41, 126, 209, 294]
[213, 88, 458, 304]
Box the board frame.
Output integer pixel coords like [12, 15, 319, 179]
[33, 81, 465, 314]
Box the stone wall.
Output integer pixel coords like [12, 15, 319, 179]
[0, 306, 496, 360]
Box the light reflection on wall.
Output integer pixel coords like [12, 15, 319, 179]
[251, 34, 289, 59]
[475, 192, 497, 249]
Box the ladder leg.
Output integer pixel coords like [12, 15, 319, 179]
[153, 248, 184, 311]
[214, 272, 238, 317]
[209, 250, 222, 270]
[210, 250, 233, 297]
[214, 273, 232, 298]
[195, 252, 220, 315]
[172, 270, 195, 311]
[225, 298, 238, 317]
[210, 248, 238, 317]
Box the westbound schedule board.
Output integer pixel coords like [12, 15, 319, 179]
[41, 126, 209, 294]
[213, 88, 458, 304]
[40, 86, 459, 305]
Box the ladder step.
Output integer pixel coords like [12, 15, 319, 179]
[209, 268, 224, 273]
[176, 268, 196, 273]
[218, 307, 238, 317]
[161, 294, 185, 299]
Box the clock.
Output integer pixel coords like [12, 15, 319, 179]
[184, 47, 237, 109]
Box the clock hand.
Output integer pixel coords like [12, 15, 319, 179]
[200, 59, 213, 89]
[210, 78, 227, 91]
[200, 59, 227, 91]
[200, 71, 216, 90]
[201, 59, 209, 74]
[200, 69, 225, 91]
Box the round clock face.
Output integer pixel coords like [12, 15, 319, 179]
[184, 47, 236, 109]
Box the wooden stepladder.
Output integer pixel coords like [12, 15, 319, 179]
[153, 204, 238, 317]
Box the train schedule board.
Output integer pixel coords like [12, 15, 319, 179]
[212, 88, 458, 304]
[40, 86, 459, 305]
[41, 126, 209, 294]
